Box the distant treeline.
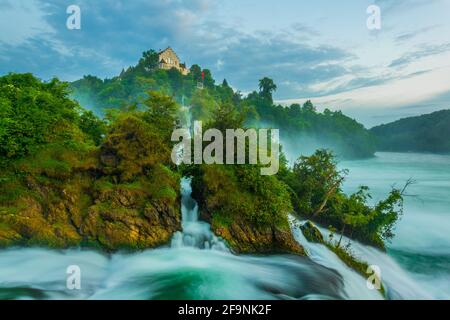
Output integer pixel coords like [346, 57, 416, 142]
[371, 110, 450, 154]
[70, 49, 376, 159]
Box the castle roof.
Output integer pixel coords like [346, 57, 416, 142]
[158, 47, 189, 73]
[158, 47, 181, 61]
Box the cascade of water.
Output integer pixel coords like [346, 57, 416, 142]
[288, 215, 383, 300]
[171, 178, 228, 251]
[170, 104, 228, 251]
[310, 221, 435, 299]
[289, 215, 440, 299]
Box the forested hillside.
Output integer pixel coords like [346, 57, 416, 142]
[0, 70, 402, 253]
[371, 110, 450, 153]
[70, 50, 376, 159]
[0, 73, 182, 248]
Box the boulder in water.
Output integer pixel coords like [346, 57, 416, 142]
[300, 221, 324, 244]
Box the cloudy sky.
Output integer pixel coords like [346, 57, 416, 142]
[1, 0, 450, 127]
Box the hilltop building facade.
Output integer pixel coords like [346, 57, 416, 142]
[158, 47, 189, 75]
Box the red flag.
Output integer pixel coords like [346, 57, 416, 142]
[201, 71, 205, 81]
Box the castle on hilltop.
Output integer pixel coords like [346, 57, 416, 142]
[158, 47, 189, 75]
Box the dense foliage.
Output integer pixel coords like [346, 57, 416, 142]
[0, 73, 104, 164]
[70, 50, 376, 159]
[187, 102, 302, 254]
[243, 93, 376, 159]
[70, 50, 227, 116]
[188, 102, 292, 229]
[0, 74, 181, 249]
[371, 110, 450, 153]
[0, 51, 403, 252]
[281, 149, 405, 248]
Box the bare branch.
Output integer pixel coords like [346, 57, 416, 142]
[400, 178, 417, 197]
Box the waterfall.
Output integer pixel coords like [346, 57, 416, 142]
[289, 215, 436, 299]
[170, 103, 228, 251]
[170, 178, 228, 251]
[0, 150, 446, 300]
[311, 222, 434, 299]
[289, 215, 384, 300]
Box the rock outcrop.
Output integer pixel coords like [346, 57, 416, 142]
[211, 217, 305, 255]
[191, 165, 305, 256]
[300, 221, 324, 244]
[0, 171, 181, 250]
[0, 114, 182, 250]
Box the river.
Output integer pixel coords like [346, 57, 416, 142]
[340, 152, 450, 299]
[0, 152, 448, 300]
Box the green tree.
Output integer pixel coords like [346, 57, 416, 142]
[207, 102, 245, 133]
[222, 79, 229, 87]
[202, 69, 215, 88]
[289, 149, 348, 217]
[190, 89, 218, 122]
[284, 150, 406, 248]
[138, 50, 159, 71]
[0, 73, 81, 162]
[79, 110, 107, 145]
[167, 68, 184, 93]
[142, 91, 180, 141]
[303, 100, 316, 112]
[258, 77, 277, 103]
[190, 64, 202, 82]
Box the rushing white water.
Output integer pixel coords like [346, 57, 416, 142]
[0, 178, 373, 300]
[0, 246, 350, 300]
[171, 178, 228, 251]
[341, 152, 450, 299]
[281, 149, 450, 300]
[171, 104, 228, 251]
[289, 217, 383, 300]
[0, 151, 447, 299]
[0, 104, 360, 300]
[307, 222, 435, 299]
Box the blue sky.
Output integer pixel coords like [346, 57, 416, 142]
[1, 0, 450, 127]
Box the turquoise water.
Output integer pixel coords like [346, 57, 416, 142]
[0, 152, 448, 300]
[0, 178, 361, 300]
[341, 152, 450, 299]
[0, 247, 349, 300]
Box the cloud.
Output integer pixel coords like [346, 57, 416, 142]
[191, 31, 353, 98]
[389, 43, 450, 68]
[394, 25, 439, 43]
[278, 65, 450, 127]
[0, 0, 216, 80]
[0, 0, 359, 97]
[0, 0, 54, 46]
[215, 59, 224, 70]
[1, 0, 449, 113]
[374, 0, 440, 15]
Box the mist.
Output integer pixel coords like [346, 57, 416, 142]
[70, 92, 103, 116]
[255, 120, 348, 167]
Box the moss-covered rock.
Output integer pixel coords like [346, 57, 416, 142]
[0, 167, 181, 250]
[0, 117, 182, 251]
[190, 164, 305, 255]
[82, 182, 181, 250]
[300, 221, 324, 244]
[212, 217, 304, 255]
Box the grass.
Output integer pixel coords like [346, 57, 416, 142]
[326, 241, 386, 298]
[211, 211, 233, 228]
